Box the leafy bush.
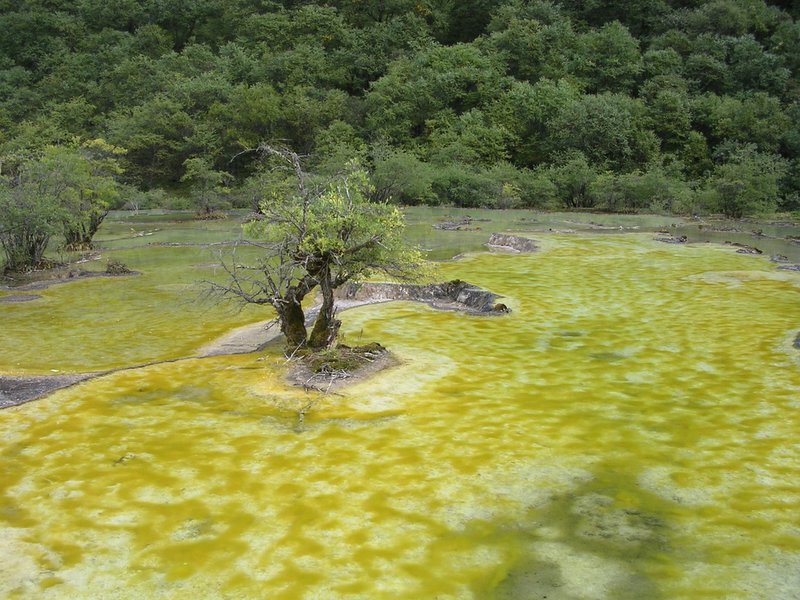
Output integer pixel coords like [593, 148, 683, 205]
[546, 152, 601, 209]
[590, 167, 696, 213]
[430, 164, 497, 208]
[117, 186, 169, 211]
[371, 150, 437, 205]
[706, 143, 788, 217]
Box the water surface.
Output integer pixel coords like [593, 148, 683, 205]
[1, 233, 799, 598]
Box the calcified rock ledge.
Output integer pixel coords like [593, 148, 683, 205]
[335, 280, 510, 315]
[486, 233, 539, 252]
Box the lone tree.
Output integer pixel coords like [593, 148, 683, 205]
[212, 145, 423, 352]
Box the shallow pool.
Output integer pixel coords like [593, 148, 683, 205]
[1, 234, 799, 598]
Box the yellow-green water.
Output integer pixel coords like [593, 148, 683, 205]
[1, 234, 799, 598]
[0, 245, 264, 374]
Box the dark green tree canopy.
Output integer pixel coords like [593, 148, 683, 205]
[0, 0, 797, 215]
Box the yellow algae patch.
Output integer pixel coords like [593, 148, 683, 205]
[684, 269, 800, 288]
[0, 248, 267, 375]
[1, 235, 799, 598]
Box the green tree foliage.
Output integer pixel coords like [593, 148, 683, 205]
[61, 139, 125, 249]
[560, 0, 671, 36]
[549, 93, 658, 171]
[426, 109, 513, 167]
[641, 83, 692, 153]
[0, 158, 68, 272]
[106, 95, 194, 187]
[488, 78, 581, 167]
[213, 146, 423, 351]
[0, 142, 122, 270]
[572, 21, 643, 94]
[546, 152, 602, 209]
[365, 43, 506, 145]
[0, 0, 797, 216]
[370, 148, 437, 204]
[486, 12, 576, 84]
[706, 143, 788, 217]
[590, 166, 695, 213]
[180, 156, 231, 216]
[310, 120, 367, 175]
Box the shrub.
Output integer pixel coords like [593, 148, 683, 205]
[707, 144, 788, 218]
[371, 150, 437, 205]
[106, 258, 131, 275]
[430, 164, 497, 207]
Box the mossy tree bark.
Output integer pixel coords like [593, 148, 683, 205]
[276, 297, 309, 352]
[308, 267, 341, 349]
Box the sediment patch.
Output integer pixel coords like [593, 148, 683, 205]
[0, 374, 97, 408]
[0, 269, 139, 292]
[0, 294, 41, 303]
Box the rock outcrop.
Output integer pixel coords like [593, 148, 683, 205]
[487, 233, 538, 252]
[724, 241, 762, 254]
[335, 280, 510, 314]
[655, 233, 687, 244]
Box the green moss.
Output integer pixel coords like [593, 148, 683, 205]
[301, 343, 387, 374]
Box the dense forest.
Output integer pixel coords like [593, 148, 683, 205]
[1, 0, 800, 217]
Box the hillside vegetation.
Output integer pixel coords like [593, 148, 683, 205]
[1, 0, 799, 216]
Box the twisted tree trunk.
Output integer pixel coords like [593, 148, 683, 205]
[273, 275, 319, 353]
[276, 297, 308, 353]
[308, 267, 341, 349]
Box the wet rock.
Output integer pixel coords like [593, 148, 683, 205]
[655, 233, 687, 244]
[778, 264, 800, 272]
[487, 233, 538, 252]
[336, 280, 508, 314]
[725, 241, 762, 254]
[794, 332, 800, 350]
[433, 217, 478, 231]
[771, 255, 790, 263]
[701, 226, 740, 232]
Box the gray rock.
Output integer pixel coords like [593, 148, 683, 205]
[336, 280, 509, 314]
[487, 233, 538, 252]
